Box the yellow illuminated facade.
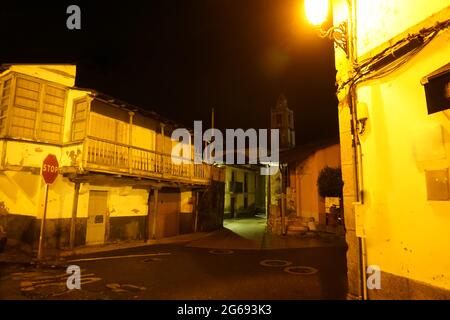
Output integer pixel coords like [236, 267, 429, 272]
[330, 0, 450, 299]
[224, 165, 264, 218]
[268, 141, 341, 234]
[0, 64, 224, 249]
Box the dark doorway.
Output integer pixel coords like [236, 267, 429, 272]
[230, 197, 236, 218]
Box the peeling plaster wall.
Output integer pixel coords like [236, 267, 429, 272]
[108, 187, 148, 218]
[0, 171, 41, 217]
[3, 140, 62, 168]
[0, 170, 81, 246]
[180, 191, 193, 213]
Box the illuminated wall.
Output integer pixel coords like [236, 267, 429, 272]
[294, 144, 341, 224]
[224, 166, 257, 217]
[332, 0, 450, 295]
[355, 0, 449, 56]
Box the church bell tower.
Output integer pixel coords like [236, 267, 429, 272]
[270, 94, 295, 151]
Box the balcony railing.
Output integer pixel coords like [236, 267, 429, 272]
[75, 136, 213, 184]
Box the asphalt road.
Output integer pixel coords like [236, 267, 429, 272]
[0, 218, 348, 300]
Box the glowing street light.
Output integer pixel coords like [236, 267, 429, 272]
[304, 0, 349, 57]
[304, 0, 329, 26]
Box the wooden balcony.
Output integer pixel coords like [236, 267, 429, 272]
[64, 136, 216, 185]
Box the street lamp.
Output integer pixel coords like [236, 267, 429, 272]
[304, 0, 349, 57]
[305, 0, 369, 300]
[304, 0, 329, 25]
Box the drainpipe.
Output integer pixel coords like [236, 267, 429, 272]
[349, 81, 367, 300]
[345, 0, 367, 300]
[69, 181, 81, 249]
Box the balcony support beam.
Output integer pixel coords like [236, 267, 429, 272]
[151, 188, 159, 239]
[69, 181, 81, 249]
[128, 112, 134, 174]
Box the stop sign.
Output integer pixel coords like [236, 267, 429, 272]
[42, 154, 59, 184]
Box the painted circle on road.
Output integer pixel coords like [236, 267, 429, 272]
[209, 249, 234, 255]
[283, 266, 318, 275]
[260, 259, 293, 267]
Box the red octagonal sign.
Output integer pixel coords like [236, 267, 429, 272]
[42, 154, 59, 184]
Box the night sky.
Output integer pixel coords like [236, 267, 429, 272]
[0, 0, 338, 145]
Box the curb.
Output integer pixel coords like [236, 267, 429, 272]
[58, 231, 216, 257]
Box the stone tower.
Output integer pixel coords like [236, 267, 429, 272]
[271, 94, 295, 150]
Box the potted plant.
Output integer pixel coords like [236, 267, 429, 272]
[317, 167, 344, 226]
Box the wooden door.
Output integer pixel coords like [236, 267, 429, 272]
[86, 191, 107, 245]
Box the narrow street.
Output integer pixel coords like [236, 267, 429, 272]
[0, 217, 347, 300]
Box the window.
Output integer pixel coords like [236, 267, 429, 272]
[72, 99, 88, 141]
[8, 76, 66, 143]
[0, 79, 11, 136]
[10, 77, 40, 139]
[244, 197, 248, 209]
[421, 63, 449, 115]
[89, 113, 129, 144]
[276, 114, 282, 126]
[41, 85, 65, 142]
[86, 99, 130, 144]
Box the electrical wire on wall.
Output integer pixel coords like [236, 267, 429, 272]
[338, 19, 450, 93]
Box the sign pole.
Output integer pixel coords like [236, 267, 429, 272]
[38, 153, 59, 260]
[37, 183, 49, 260]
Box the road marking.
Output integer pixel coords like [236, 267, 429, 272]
[21, 275, 101, 291]
[15, 269, 102, 294]
[68, 252, 171, 263]
[283, 266, 318, 275]
[260, 259, 292, 267]
[208, 249, 234, 255]
[106, 283, 146, 293]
